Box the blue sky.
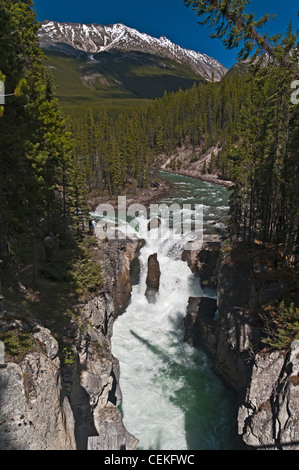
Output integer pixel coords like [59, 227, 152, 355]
[33, 0, 298, 69]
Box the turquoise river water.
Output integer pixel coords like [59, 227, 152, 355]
[111, 171, 236, 450]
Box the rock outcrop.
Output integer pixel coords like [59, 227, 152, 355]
[0, 236, 143, 450]
[147, 217, 161, 232]
[61, 237, 143, 450]
[145, 253, 161, 303]
[184, 297, 217, 357]
[97, 237, 145, 317]
[62, 292, 138, 450]
[0, 322, 76, 450]
[237, 342, 299, 450]
[183, 241, 299, 450]
[182, 234, 222, 289]
[214, 246, 294, 394]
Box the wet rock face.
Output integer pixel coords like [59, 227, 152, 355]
[145, 253, 161, 304]
[103, 238, 145, 317]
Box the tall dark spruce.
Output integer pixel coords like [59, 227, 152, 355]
[0, 0, 89, 277]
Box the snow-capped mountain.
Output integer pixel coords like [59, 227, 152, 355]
[39, 21, 227, 81]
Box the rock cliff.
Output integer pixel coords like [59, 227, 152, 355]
[0, 237, 143, 450]
[1, 231, 297, 451]
[183, 241, 299, 450]
[182, 234, 222, 289]
[145, 253, 161, 303]
[237, 342, 299, 450]
[0, 322, 76, 450]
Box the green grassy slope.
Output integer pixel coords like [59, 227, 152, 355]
[43, 49, 206, 116]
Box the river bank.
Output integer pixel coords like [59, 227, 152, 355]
[158, 145, 234, 189]
[88, 143, 235, 216]
[88, 179, 173, 212]
[162, 169, 234, 189]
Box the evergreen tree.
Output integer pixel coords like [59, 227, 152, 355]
[0, 0, 87, 271]
[182, 0, 298, 256]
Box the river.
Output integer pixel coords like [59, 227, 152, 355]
[111, 172, 236, 450]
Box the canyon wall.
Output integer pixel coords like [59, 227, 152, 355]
[183, 240, 299, 450]
[0, 237, 143, 450]
[1, 232, 298, 451]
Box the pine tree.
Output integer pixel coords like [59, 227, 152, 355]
[0, 0, 82, 272]
[182, 0, 299, 257]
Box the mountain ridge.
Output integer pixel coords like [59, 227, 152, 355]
[39, 20, 227, 82]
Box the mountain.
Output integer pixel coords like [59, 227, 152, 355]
[39, 21, 228, 114]
[39, 21, 227, 81]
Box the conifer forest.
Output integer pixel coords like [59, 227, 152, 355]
[1, 0, 298, 262]
[0, 0, 297, 304]
[0, 0, 298, 452]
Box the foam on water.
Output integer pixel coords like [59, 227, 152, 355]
[112, 222, 234, 449]
[111, 175, 235, 450]
[112, 224, 199, 449]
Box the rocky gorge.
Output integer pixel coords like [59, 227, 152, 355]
[0, 188, 298, 450]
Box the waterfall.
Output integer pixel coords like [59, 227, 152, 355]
[111, 174, 235, 450]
